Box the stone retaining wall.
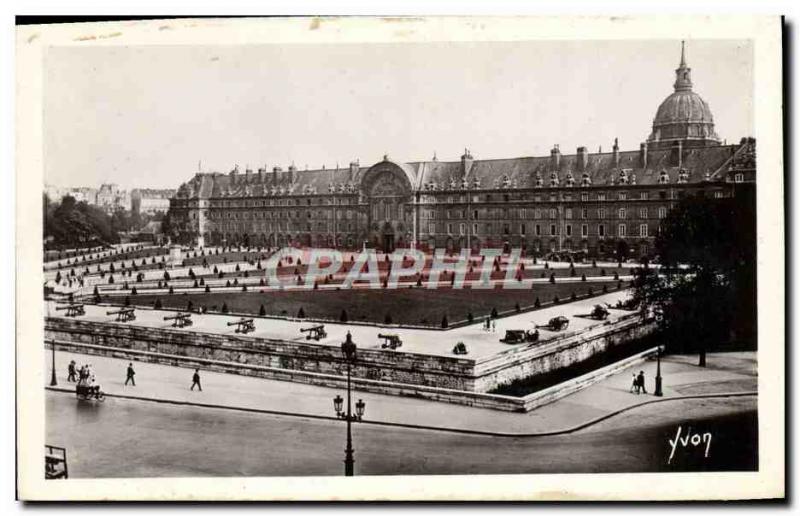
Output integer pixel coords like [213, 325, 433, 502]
[45, 314, 655, 411]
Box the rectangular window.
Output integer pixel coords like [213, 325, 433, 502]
[550, 224, 557, 236]
[473, 210, 479, 219]
[520, 224, 526, 236]
[639, 207, 648, 218]
[535, 224, 541, 236]
[581, 208, 588, 219]
[550, 209, 557, 219]
[459, 223, 465, 235]
[599, 224, 606, 237]
[735, 173, 744, 183]
[640, 224, 648, 237]
[714, 191, 724, 199]
[473, 223, 478, 234]
[598, 208, 606, 219]
[581, 224, 588, 237]
[580, 193, 589, 202]
[428, 223, 435, 234]
[618, 224, 626, 237]
[619, 192, 627, 200]
[658, 207, 667, 219]
[534, 209, 541, 219]
[618, 208, 626, 219]
[447, 223, 453, 234]
[566, 224, 572, 237]
[598, 193, 606, 201]
[565, 208, 573, 219]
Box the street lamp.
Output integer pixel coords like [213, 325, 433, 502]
[654, 345, 663, 397]
[332, 331, 365, 476]
[50, 341, 57, 386]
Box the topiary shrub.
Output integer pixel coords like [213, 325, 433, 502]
[221, 302, 229, 313]
[441, 314, 449, 328]
[339, 309, 348, 323]
[154, 298, 162, 309]
[534, 297, 541, 308]
[259, 304, 266, 316]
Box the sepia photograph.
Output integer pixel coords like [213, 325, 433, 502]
[14, 15, 784, 501]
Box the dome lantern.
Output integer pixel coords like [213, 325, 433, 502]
[646, 41, 721, 150]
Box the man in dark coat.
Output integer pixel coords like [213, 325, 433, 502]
[125, 362, 136, 386]
[637, 371, 647, 394]
[67, 360, 77, 382]
[190, 369, 202, 391]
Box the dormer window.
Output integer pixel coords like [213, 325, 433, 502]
[581, 173, 592, 187]
[678, 168, 689, 184]
[658, 170, 670, 184]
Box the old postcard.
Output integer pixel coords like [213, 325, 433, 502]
[15, 16, 784, 501]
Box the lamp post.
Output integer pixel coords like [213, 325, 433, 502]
[50, 341, 57, 386]
[654, 345, 663, 397]
[332, 331, 365, 476]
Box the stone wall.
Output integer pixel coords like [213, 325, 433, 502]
[45, 314, 655, 411]
[45, 317, 477, 391]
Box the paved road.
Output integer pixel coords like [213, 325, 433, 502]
[47, 391, 757, 478]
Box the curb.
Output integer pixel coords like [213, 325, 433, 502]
[46, 386, 757, 438]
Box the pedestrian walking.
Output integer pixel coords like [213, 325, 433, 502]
[630, 373, 638, 394]
[125, 362, 136, 386]
[491, 320, 496, 333]
[67, 360, 77, 382]
[637, 371, 647, 394]
[190, 369, 202, 391]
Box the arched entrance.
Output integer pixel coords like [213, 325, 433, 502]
[361, 158, 415, 254]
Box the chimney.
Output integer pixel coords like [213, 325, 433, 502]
[245, 167, 253, 183]
[349, 160, 359, 181]
[639, 143, 648, 169]
[288, 163, 297, 184]
[272, 166, 282, 185]
[672, 141, 683, 167]
[612, 138, 620, 168]
[257, 167, 265, 182]
[229, 165, 238, 185]
[461, 148, 474, 176]
[577, 146, 588, 172]
[550, 145, 561, 171]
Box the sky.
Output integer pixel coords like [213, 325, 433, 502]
[44, 39, 753, 190]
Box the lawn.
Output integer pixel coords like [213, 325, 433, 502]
[128, 280, 628, 328]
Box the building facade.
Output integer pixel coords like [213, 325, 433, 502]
[169, 45, 756, 259]
[131, 188, 175, 215]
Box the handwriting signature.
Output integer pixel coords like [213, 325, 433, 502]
[668, 426, 712, 464]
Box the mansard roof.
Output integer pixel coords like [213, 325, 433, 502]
[173, 139, 753, 199]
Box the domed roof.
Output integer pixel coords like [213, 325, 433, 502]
[653, 90, 715, 126]
[646, 42, 720, 149]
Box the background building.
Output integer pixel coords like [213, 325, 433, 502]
[131, 188, 176, 216]
[169, 45, 756, 259]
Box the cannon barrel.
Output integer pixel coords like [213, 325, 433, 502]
[106, 307, 134, 315]
[55, 304, 82, 311]
[227, 318, 253, 326]
[301, 325, 323, 332]
[163, 313, 191, 321]
[378, 333, 398, 339]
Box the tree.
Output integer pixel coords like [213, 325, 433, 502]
[154, 298, 162, 309]
[221, 302, 229, 313]
[631, 188, 757, 365]
[259, 304, 266, 316]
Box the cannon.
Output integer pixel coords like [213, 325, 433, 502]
[227, 317, 255, 334]
[164, 312, 193, 328]
[106, 307, 136, 322]
[499, 329, 539, 344]
[581, 304, 610, 320]
[535, 315, 570, 332]
[55, 303, 85, 317]
[300, 324, 327, 341]
[378, 333, 403, 350]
